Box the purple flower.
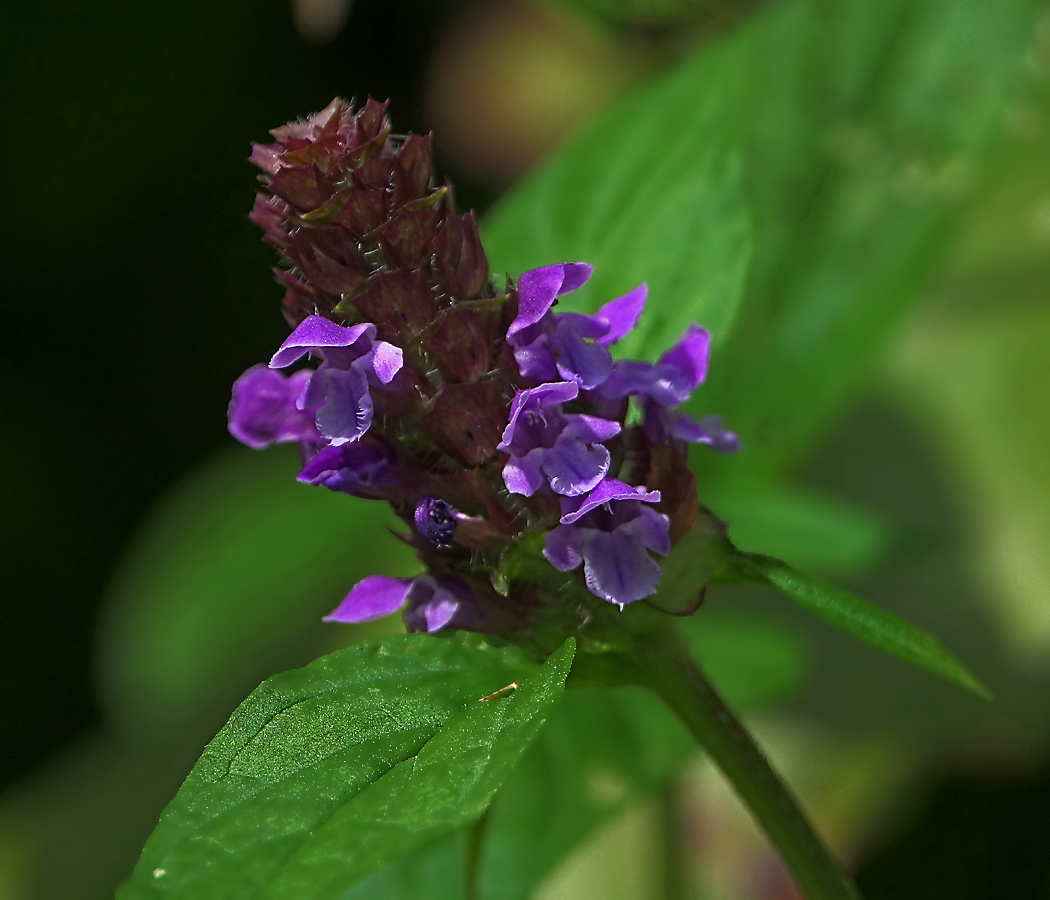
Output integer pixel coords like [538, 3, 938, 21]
[323, 573, 471, 632]
[544, 478, 671, 607]
[297, 441, 398, 496]
[598, 323, 738, 451]
[508, 266, 648, 390]
[414, 496, 458, 547]
[601, 323, 709, 404]
[228, 365, 319, 449]
[507, 262, 594, 338]
[641, 407, 740, 451]
[498, 381, 621, 497]
[269, 314, 403, 446]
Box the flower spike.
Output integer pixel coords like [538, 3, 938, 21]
[230, 98, 736, 628]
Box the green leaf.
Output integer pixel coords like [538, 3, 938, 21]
[736, 554, 990, 699]
[118, 636, 574, 900]
[481, 34, 753, 361]
[97, 446, 417, 738]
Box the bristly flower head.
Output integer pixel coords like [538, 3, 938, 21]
[230, 98, 737, 637]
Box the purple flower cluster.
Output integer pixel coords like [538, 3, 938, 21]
[228, 99, 737, 636]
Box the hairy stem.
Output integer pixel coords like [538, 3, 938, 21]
[632, 637, 862, 900]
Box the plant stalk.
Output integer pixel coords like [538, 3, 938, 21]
[631, 637, 863, 900]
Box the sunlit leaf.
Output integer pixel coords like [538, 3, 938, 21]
[118, 637, 573, 899]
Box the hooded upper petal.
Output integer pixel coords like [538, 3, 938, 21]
[270, 315, 376, 368]
[508, 262, 593, 337]
[559, 478, 661, 524]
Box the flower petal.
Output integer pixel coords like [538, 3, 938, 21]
[297, 442, 397, 495]
[228, 365, 318, 449]
[543, 435, 611, 497]
[323, 575, 412, 623]
[403, 576, 469, 633]
[511, 335, 560, 384]
[499, 381, 579, 451]
[626, 506, 672, 556]
[595, 282, 647, 345]
[582, 529, 662, 607]
[313, 365, 373, 445]
[549, 324, 613, 390]
[423, 596, 459, 632]
[656, 323, 710, 396]
[566, 414, 622, 444]
[559, 478, 661, 524]
[509, 262, 593, 337]
[270, 315, 376, 368]
[502, 448, 546, 496]
[543, 523, 584, 571]
[598, 360, 657, 399]
[367, 341, 404, 384]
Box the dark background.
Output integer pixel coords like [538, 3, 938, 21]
[1, 0, 473, 791]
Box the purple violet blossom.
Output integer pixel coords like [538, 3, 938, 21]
[507, 263, 594, 338]
[544, 478, 671, 607]
[507, 264, 648, 390]
[269, 314, 403, 446]
[227, 365, 319, 449]
[297, 441, 398, 496]
[599, 323, 738, 450]
[323, 573, 471, 632]
[498, 381, 621, 497]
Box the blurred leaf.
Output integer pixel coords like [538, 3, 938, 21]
[884, 83, 1050, 655]
[707, 482, 891, 576]
[118, 636, 573, 900]
[681, 611, 809, 710]
[97, 445, 417, 738]
[696, 0, 1039, 477]
[481, 32, 753, 361]
[737, 554, 990, 699]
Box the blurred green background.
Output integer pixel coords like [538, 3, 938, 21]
[3, 0, 1050, 897]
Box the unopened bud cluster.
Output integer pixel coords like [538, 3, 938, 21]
[229, 98, 737, 636]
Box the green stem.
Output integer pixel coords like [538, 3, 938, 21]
[632, 638, 862, 900]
